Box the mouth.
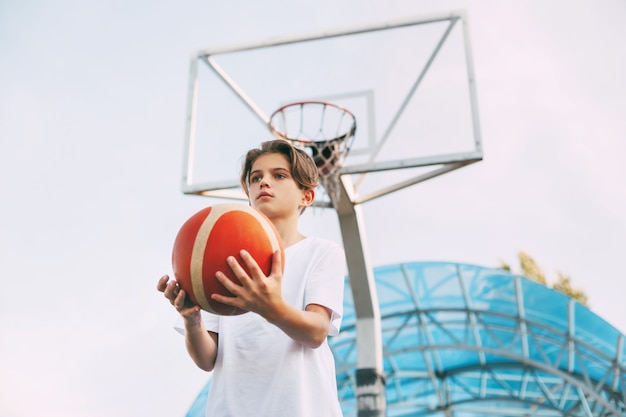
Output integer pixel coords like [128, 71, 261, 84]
[257, 192, 273, 199]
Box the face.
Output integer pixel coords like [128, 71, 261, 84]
[247, 153, 313, 220]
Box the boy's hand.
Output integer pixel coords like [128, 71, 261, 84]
[212, 249, 285, 320]
[157, 275, 202, 321]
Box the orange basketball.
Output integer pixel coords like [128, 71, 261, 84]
[171, 203, 284, 316]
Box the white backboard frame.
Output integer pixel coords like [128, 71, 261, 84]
[181, 10, 483, 206]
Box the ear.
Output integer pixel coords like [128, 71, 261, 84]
[300, 188, 315, 208]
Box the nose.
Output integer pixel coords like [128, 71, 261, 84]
[259, 175, 270, 188]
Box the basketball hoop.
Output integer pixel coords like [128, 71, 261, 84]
[268, 101, 357, 206]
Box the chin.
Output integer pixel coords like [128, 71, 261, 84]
[252, 204, 273, 217]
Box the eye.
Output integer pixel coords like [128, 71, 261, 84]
[274, 173, 287, 179]
[250, 175, 261, 183]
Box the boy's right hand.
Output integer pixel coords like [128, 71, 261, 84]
[157, 275, 201, 319]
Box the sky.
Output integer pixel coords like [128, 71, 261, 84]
[1, 0, 625, 416]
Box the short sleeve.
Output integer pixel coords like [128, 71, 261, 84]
[303, 240, 346, 336]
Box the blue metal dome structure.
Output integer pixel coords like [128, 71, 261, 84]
[184, 261, 626, 417]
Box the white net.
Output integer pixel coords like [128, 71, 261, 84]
[269, 101, 356, 207]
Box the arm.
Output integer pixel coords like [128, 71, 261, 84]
[266, 302, 332, 349]
[184, 318, 219, 372]
[157, 275, 218, 371]
[212, 250, 333, 349]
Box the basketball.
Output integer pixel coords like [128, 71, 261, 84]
[171, 203, 284, 316]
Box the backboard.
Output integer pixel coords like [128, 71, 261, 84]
[181, 10, 483, 207]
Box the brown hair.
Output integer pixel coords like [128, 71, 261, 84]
[240, 139, 319, 197]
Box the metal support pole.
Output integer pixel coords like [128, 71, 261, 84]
[333, 176, 386, 417]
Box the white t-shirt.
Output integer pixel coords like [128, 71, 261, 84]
[176, 237, 346, 417]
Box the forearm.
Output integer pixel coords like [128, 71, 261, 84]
[184, 319, 218, 371]
[265, 302, 331, 349]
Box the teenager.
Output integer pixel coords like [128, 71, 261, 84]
[157, 139, 346, 417]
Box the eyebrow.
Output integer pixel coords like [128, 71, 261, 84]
[249, 167, 290, 176]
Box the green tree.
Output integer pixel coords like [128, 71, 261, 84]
[500, 251, 589, 306]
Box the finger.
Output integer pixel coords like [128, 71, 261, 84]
[174, 289, 201, 314]
[225, 255, 252, 283]
[174, 287, 187, 309]
[270, 250, 282, 278]
[211, 285, 242, 309]
[156, 275, 170, 292]
[211, 291, 238, 305]
[238, 250, 264, 279]
[215, 271, 242, 295]
[163, 280, 180, 302]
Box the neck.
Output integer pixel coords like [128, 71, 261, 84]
[272, 218, 305, 248]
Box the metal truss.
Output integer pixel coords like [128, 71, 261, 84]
[330, 262, 626, 417]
